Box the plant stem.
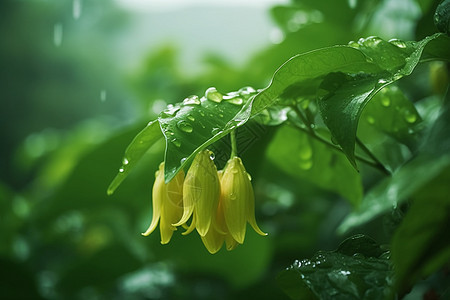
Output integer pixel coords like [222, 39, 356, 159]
[289, 105, 390, 175]
[356, 138, 389, 175]
[230, 129, 237, 159]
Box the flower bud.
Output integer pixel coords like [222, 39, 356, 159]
[174, 150, 220, 237]
[220, 157, 267, 244]
[142, 162, 184, 244]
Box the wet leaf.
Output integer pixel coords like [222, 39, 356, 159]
[277, 235, 393, 300]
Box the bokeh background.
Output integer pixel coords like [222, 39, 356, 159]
[0, 0, 440, 299]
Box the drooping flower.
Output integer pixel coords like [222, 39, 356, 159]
[174, 150, 220, 237]
[142, 162, 184, 244]
[220, 157, 267, 244]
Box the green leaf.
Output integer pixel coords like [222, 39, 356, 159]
[107, 120, 163, 195]
[338, 89, 450, 233]
[248, 34, 450, 168]
[266, 125, 362, 206]
[158, 87, 257, 182]
[391, 166, 450, 295]
[277, 235, 393, 300]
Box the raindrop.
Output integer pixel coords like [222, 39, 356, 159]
[73, 0, 82, 20]
[378, 79, 388, 84]
[119, 168, 124, 173]
[123, 158, 129, 165]
[187, 115, 195, 121]
[218, 113, 224, 118]
[209, 152, 215, 160]
[299, 160, 313, 170]
[246, 172, 252, 181]
[299, 146, 312, 160]
[366, 115, 375, 124]
[404, 110, 417, 123]
[238, 86, 256, 94]
[199, 110, 205, 117]
[177, 120, 193, 133]
[53, 23, 63, 47]
[211, 128, 221, 135]
[205, 87, 223, 103]
[229, 192, 237, 200]
[226, 97, 243, 105]
[165, 129, 175, 136]
[171, 138, 181, 147]
[180, 157, 187, 165]
[100, 89, 107, 102]
[389, 38, 407, 49]
[162, 104, 180, 117]
[183, 95, 200, 105]
[380, 96, 390, 107]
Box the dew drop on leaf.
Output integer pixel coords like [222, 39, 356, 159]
[238, 86, 256, 94]
[177, 120, 193, 133]
[404, 110, 417, 123]
[380, 96, 391, 107]
[388, 38, 407, 49]
[205, 87, 223, 103]
[183, 95, 200, 105]
[122, 158, 129, 165]
[171, 138, 181, 147]
[366, 115, 375, 124]
[187, 115, 195, 121]
[226, 97, 243, 105]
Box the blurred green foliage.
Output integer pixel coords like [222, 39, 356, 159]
[1, 0, 449, 299]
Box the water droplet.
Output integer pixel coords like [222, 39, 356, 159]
[183, 95, 200, 105]
[53, 23, 63, 47]
[299, 159, 313, 170]
[177, 120, 193, 133]
[187, 115, 195, 121]
[218, 113, 224, 118]
[73, 0, 82, 20]
[165, 129, 175, 136]
[171, 138, 181, 147]
[119, 168, 124, 173]
[225, 97, 243, 105]
[380, 96, 390, 107]
[199, 110, 205, 117]
[205, 87, 223, 103]
[123, 158, 129, 165]
[209, 152, 215, 160]
[211, 128, 221, 135]
[404, 110, 417, 123]
[366, 115, 375, 124]
[300, 145, 312, 160]
[162, 104, 180, 117]
[238, 86, 256, 94]
[229, 192, 237, 200]
[100, 89, 107, 102]
[378, 78, 388, 84]
[180, 157, 187, 165]
[246, 172, 252, 181]
[389, 38, 407, 49]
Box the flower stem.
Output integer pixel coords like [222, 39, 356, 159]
[230, 130, 237, 159]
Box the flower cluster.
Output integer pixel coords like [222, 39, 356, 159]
[142, 150, 267, 253]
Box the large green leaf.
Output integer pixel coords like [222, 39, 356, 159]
[277, 235, 393, 300]
[247, 33, 450, 168]
[266, 125, 362, 206]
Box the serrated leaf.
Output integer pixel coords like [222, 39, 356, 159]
[266, 125, 362, 206]
[277, 235, 393, 300]
[159, 87, 257, 182]
[107, 120, 163, 195]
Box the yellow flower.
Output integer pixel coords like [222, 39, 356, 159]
[142, 162, 184, 244]
[220, 157, 267, 244]
[174, 150, 220, 237]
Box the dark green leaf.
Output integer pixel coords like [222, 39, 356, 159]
[266, 126, 362, 206]
[107, 120, 163, 195]
[392, 166, 450, 295]
[277, 235, 393, 300]
[248, 34, 450, 168]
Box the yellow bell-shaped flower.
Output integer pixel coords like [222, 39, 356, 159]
[142, 162, 184, 244]
[220, 157, 267, 244]
[174, 150, 220, 237]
